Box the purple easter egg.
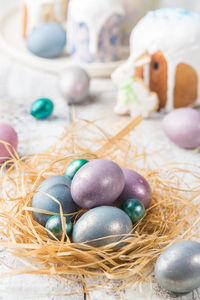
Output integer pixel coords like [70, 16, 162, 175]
[71, 159, 125, 209]
[0, 123, 18, 163]
[120, 168, 152, 208]
[163, 108, 200, 149]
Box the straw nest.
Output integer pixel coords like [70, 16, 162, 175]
[0, 116, 199, 293]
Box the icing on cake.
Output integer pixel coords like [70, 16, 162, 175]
[130, 8, 200, 110]
[67, 0, 124, 54]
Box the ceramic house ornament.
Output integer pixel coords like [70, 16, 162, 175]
[67, 0, 125, 63]
[23, 0, 69, 37]
[113, 8, 200, 116]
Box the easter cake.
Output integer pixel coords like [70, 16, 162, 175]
[67, 0, 125, 63]
[112, 8, 200, 116]
[22, 0, 69, 38]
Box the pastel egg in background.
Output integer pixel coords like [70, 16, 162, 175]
[163, 108, 200, 149]
[59, 67, 90, 104]
[0, 123, 18, 163]
[26, 23, 67, 59]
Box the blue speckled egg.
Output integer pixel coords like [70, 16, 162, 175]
[72, 206, 132, 247]
[32, 175, 79, 226]
[26, 23, 66, 58]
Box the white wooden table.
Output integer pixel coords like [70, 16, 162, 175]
[0, 1, 199, 299]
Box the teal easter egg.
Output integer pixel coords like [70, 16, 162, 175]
[121, 199, 145, 224]
[31, 98, 54, 119]
[26, 23, 66, 58]
[45, 215, 72, 240]
[64, 159, 89, 179]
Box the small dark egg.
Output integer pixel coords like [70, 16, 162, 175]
[32, 175, 79, 226]
[30, 98, 54, 120]
[121, 199, 145, 224]
[45, 215, 72, 240]
[64, 159, 89, 179]
[163, 108, 200, 149]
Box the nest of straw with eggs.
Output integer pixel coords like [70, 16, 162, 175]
[0, 116, 199, 294]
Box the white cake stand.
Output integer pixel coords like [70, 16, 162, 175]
[0, 6, 129, 78]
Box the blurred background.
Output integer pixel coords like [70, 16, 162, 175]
[161, 0, 200, 11]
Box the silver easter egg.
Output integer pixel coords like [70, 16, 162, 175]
[32, 175, 79, 226]
[59, 66, 90, 104]
[155, 241, 200, 294]
[72, 206, 132, 247]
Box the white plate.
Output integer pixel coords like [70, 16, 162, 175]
[0, 6, 129, 78]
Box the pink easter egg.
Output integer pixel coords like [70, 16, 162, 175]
[0, 123, 18, 163]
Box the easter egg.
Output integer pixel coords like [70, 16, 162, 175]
[38, 175, 70, 190]
[163, 108, 200, 149]
[32, 175, 79, 226]
[26, 23, 66, 58]
[59, 67, 90, 104]
[71, 159, 125, 209]
[72, 206, 132, 247]
[30, 98, 54, 119]
[120, 168, 152, 208]
[0, 123, 18, 163]
[122, 199, 145, 224]
[155, 241, 200, 294]
[45, 215, 72, 240]
[64, 159, 89, 180]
